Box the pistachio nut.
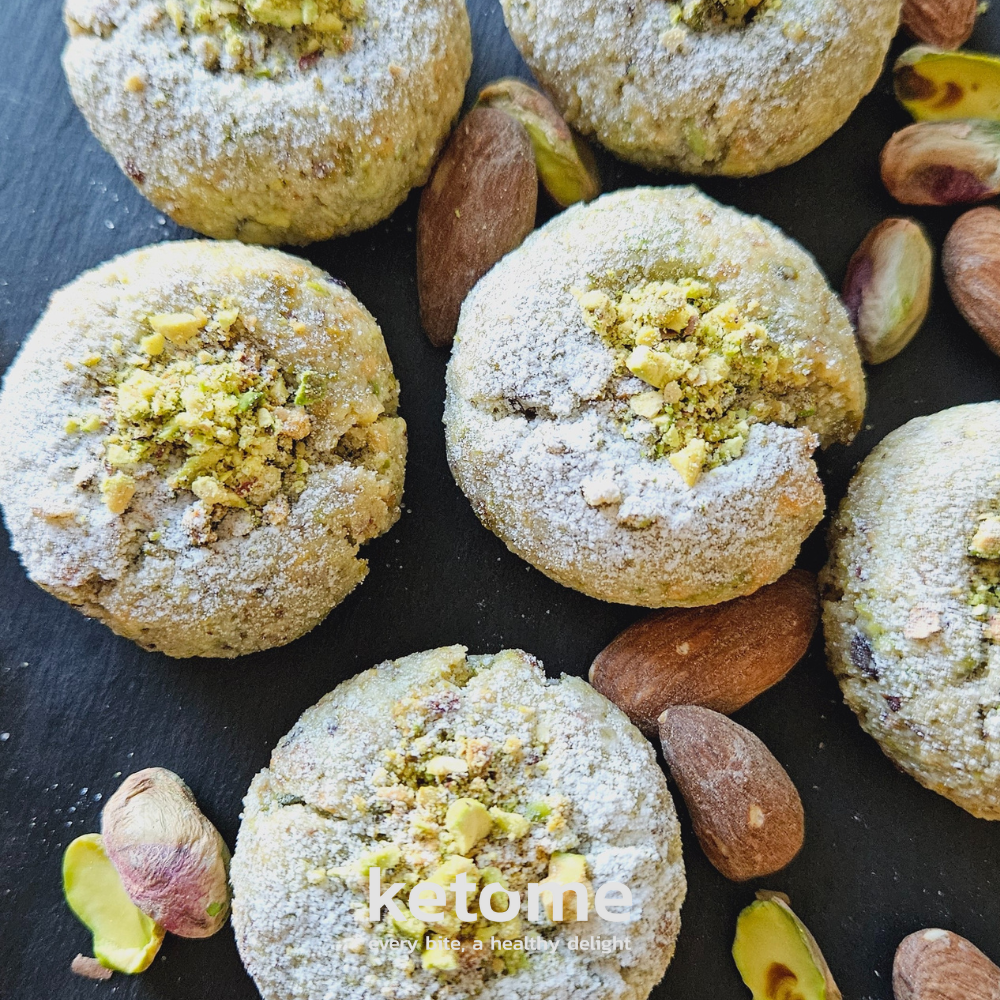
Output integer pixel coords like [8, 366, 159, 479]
[895, 46, 1000, 123]
[63, 833, 165, 975]
[477, 78, 600, 208]
[842, 219, 933, 365]
[101, 767, 231, 938]
[881, 120, 1000, 206]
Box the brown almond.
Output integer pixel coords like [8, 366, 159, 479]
[902, 0, 977, 50]
[416, 107, 538, 347]
[659, 706, 804, 882]
[589, 569, 818, 736]
[943, 206, 1000, 357]
[894, 928, 1000, 1000]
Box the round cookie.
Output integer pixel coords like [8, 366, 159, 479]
[0, 240, 406, 658]
[445, 186, 865, 608]
[231, 645, 686, 1000]
[62, 0, 472, 245]
[500, 0, 899, 176]
[822, 402, 1000, 820]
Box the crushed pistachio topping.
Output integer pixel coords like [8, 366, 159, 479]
[969, 515, 1000, 639]
[668, 0, 768, 30]
[326, 653, 587, 978]
[578, 279, 813, 487]
[164, 0, 364, 74]
[75, 303, 327, 523]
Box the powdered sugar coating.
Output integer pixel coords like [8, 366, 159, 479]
[445, 187, 865, 607]
[231, 646, 686, 1000]
[62, 0, 471, 244]
[500, 0, 900, 175]
[0, 240, 406, 658]
[822, 403, 1000, 819]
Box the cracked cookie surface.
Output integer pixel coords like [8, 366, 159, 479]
[62, 0, 471, 244]
[231, 646, 686, 1000]
[821, 402, 1000, 819]
[500, 0, 899, 176]
[0, 240, 406, 658]
[445, 187, 864, 608]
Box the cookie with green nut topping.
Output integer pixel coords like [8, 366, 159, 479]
[445, 186, 865, 608]
[0, 240, 406, 658]
[61, 0, 471, 244]
[821, 402, 1000, 819]
[499, 0, 900, 176]
[230, 645, 686, 1000]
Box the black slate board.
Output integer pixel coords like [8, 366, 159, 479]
[3, 2, 1000, 997]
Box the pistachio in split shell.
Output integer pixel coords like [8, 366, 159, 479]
[895, 46, 1000, 123]
[881, 120, 1000, 206]
[733, 892, 842, 1000]
[842, 219, 933, 365]
[943, 206, 1000, 356]
[417, 106, 538, 347]
[894, 928, 1000, 1000]
[901, 0, 978, 50]
[477, 77, 600, 208]
[101, 767, 231, 938]
[63, 833, 165, 974]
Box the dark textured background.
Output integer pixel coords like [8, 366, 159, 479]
[2, 1, 1000, 997]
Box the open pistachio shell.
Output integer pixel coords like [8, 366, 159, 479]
[63, 834, 164, 975]
[478, 78, 600, 208]
[895, 47, 1000, 123]
[733, 892, 842, 1000]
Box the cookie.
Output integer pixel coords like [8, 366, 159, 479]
[0, 240, 406, 658]
[445, 186, 864, 607]
[62, 0, 472, 244]
[231, 645, 686, 1000]
[822, 402, 1000, 819]
[500, 0, 899, 176]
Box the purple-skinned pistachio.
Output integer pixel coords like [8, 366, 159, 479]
[881, 120, 1000, 206]
[101, 767, 231, 938]
[842, 219, 933, 365]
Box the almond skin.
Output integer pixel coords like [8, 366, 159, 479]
[659, 706, 805, 882]
[943, 206, 1000, 357]
[901, 0, 977, 50]
[589, 569, 818, 735]
[894, 929, 1000, 1000]
[417, 107, 538, 347]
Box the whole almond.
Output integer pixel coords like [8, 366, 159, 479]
[943, 206, 1000, 356]
[894, 928, 1000, 1000]
[902, 0, 977, 50]
[659, 706, 805, 882]
[589, 569, 818, 735]
[417, 107, 538, 347]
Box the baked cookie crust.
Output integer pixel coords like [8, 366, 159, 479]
[0, 240, 406, 658]
[445, 187, 864, 607]
[500, 0, 900, 176]
[231, 646, 686, 1000]
[62, 0, 472, 244]
[822, 402, 1000, 819]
